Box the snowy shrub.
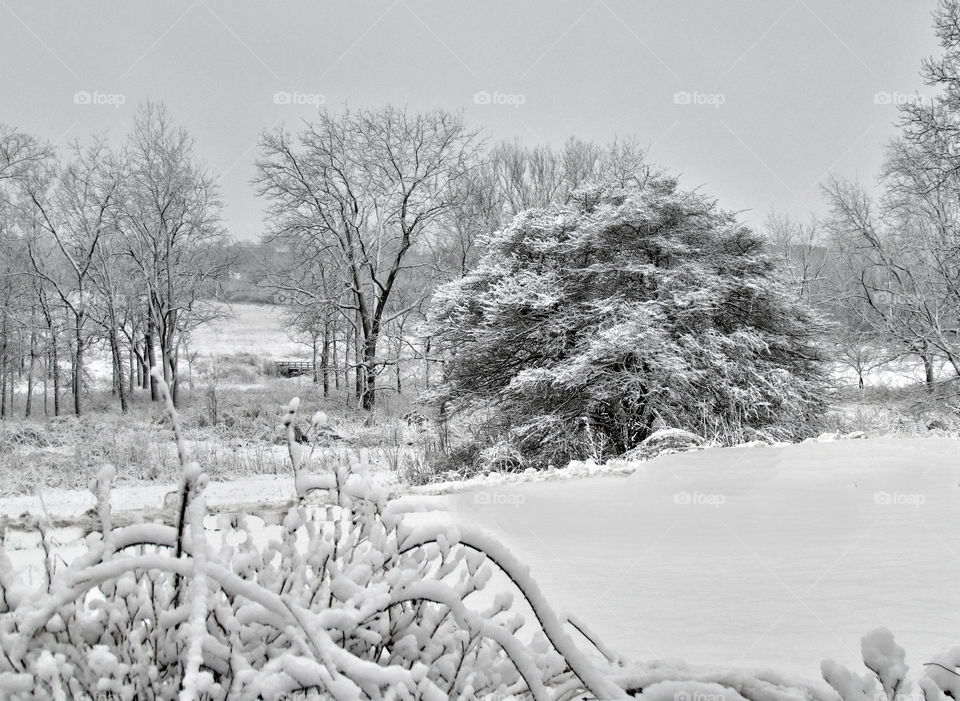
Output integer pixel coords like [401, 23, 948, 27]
[821, 627, 960, 701]
[0, 372, 625, 699]
[620, 428, 706, 461]
[429, 182, 830, 466]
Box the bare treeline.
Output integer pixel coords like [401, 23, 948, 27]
[0, 102, 229, 417]
[16, 92, 950, 421]
[768, 3, 960, 392]
[254, 104, 652, 409]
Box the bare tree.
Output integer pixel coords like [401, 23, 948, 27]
[764, 213, 830, 303]
[270, 244, 346, 396]
[824, 173, 960, 387]
[119, 101, 229, 406]
[256, 106, 481, 409]
[25, 139, 122, 416]
[0, 126, 52, 418]
[0, 125, 52, 191]
[483, 136, 653, 222]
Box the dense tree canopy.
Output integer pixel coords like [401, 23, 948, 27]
[430, 180, 829, 465]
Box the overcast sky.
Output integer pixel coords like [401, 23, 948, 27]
[0, 1, 939, 241]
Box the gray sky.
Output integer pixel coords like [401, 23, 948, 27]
[0, 1, 938, 240]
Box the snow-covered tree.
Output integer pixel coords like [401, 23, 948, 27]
[429, 181, 829, 466]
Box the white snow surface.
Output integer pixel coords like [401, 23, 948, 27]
[441, 435, 960, 683]
[4, 434, 960, 685]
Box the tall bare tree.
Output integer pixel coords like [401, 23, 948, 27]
[256, 106, 481, 409]
[25, 139, 122, 416]
[119, 101, 228, 406]
[0, 126, 52, 418]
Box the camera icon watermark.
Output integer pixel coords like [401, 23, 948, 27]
[674, 491, 726, 508]
[473, 90, 526, 108]
[273, 91, 325, 107]
[473, 490, 526, 508]
[873, 491, 925, 509]
[73, 91, 126, 109]
[673, 90, 726, 108]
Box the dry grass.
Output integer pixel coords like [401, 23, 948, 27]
[826, 379, 960, 436]
[0, 352, 452, 497]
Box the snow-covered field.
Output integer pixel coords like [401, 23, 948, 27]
[188, 303, 304, 358]
[444, 436, 960, 682]
[4, 435, 959, 686]
[79, 303, 301, 387]
[833, 356, 957, 389]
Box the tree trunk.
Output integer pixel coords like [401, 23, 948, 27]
[146, 319, 158, 400]
[332, 331, 339, 391]
[0, 316, 7, 420]
[424, 336, 431, 390]
[43, 345, 48, 417]
[395, 341, 402, 395]
[25, 325, 37, 418]
[169, 338, 180, 407]
[51, 333, 60, 417]
[923, 354, 935, 389]
[321, 319, 330, 398]
[355, 323, 364, 406]
[73, 321, 83, 417]
[129, 346, 136, 396]
[111, 347, 118, 397]
[361, 333, 378, 410]
[111, 331, 128, 413]
[10, 358, 17, 418]
[134, 342, 148, 391]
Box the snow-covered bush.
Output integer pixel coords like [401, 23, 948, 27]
[0, 373, 624, 699]
[821, 627, 960, 701]
[620, 427, 706, 461]
[429, 183, 830, 467]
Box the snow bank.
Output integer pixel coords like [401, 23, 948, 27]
[441, 435, 960, 681]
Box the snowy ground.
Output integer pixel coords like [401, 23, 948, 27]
[4, 435, 959, 686]
[833, 354, 957, 388]
[188, 302, 305, 358]
[75, 303, 303, 388]
[443, 435, 960, 684]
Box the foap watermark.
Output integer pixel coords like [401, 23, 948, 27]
[674, 491, 726, 508]
[473, 90, 526, 108]
[873, 91, 921, 107]
[73, 90, 126, 108]
[873, 692, 917, 701]
[675, 691, 728, 701]
[673, 90, 725, 108]
[874, 491, 925, 509]
[473, 490, 526, 508]
[273, 91, 325, 107]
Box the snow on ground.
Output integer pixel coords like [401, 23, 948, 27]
[440, 435, 960, 683]
[188, 302, 304, 358]
[38, 303, 299, 390]
[832, 354, 956, 388]
[4, 435, 960, 685]
[1, 473, 298, 521]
